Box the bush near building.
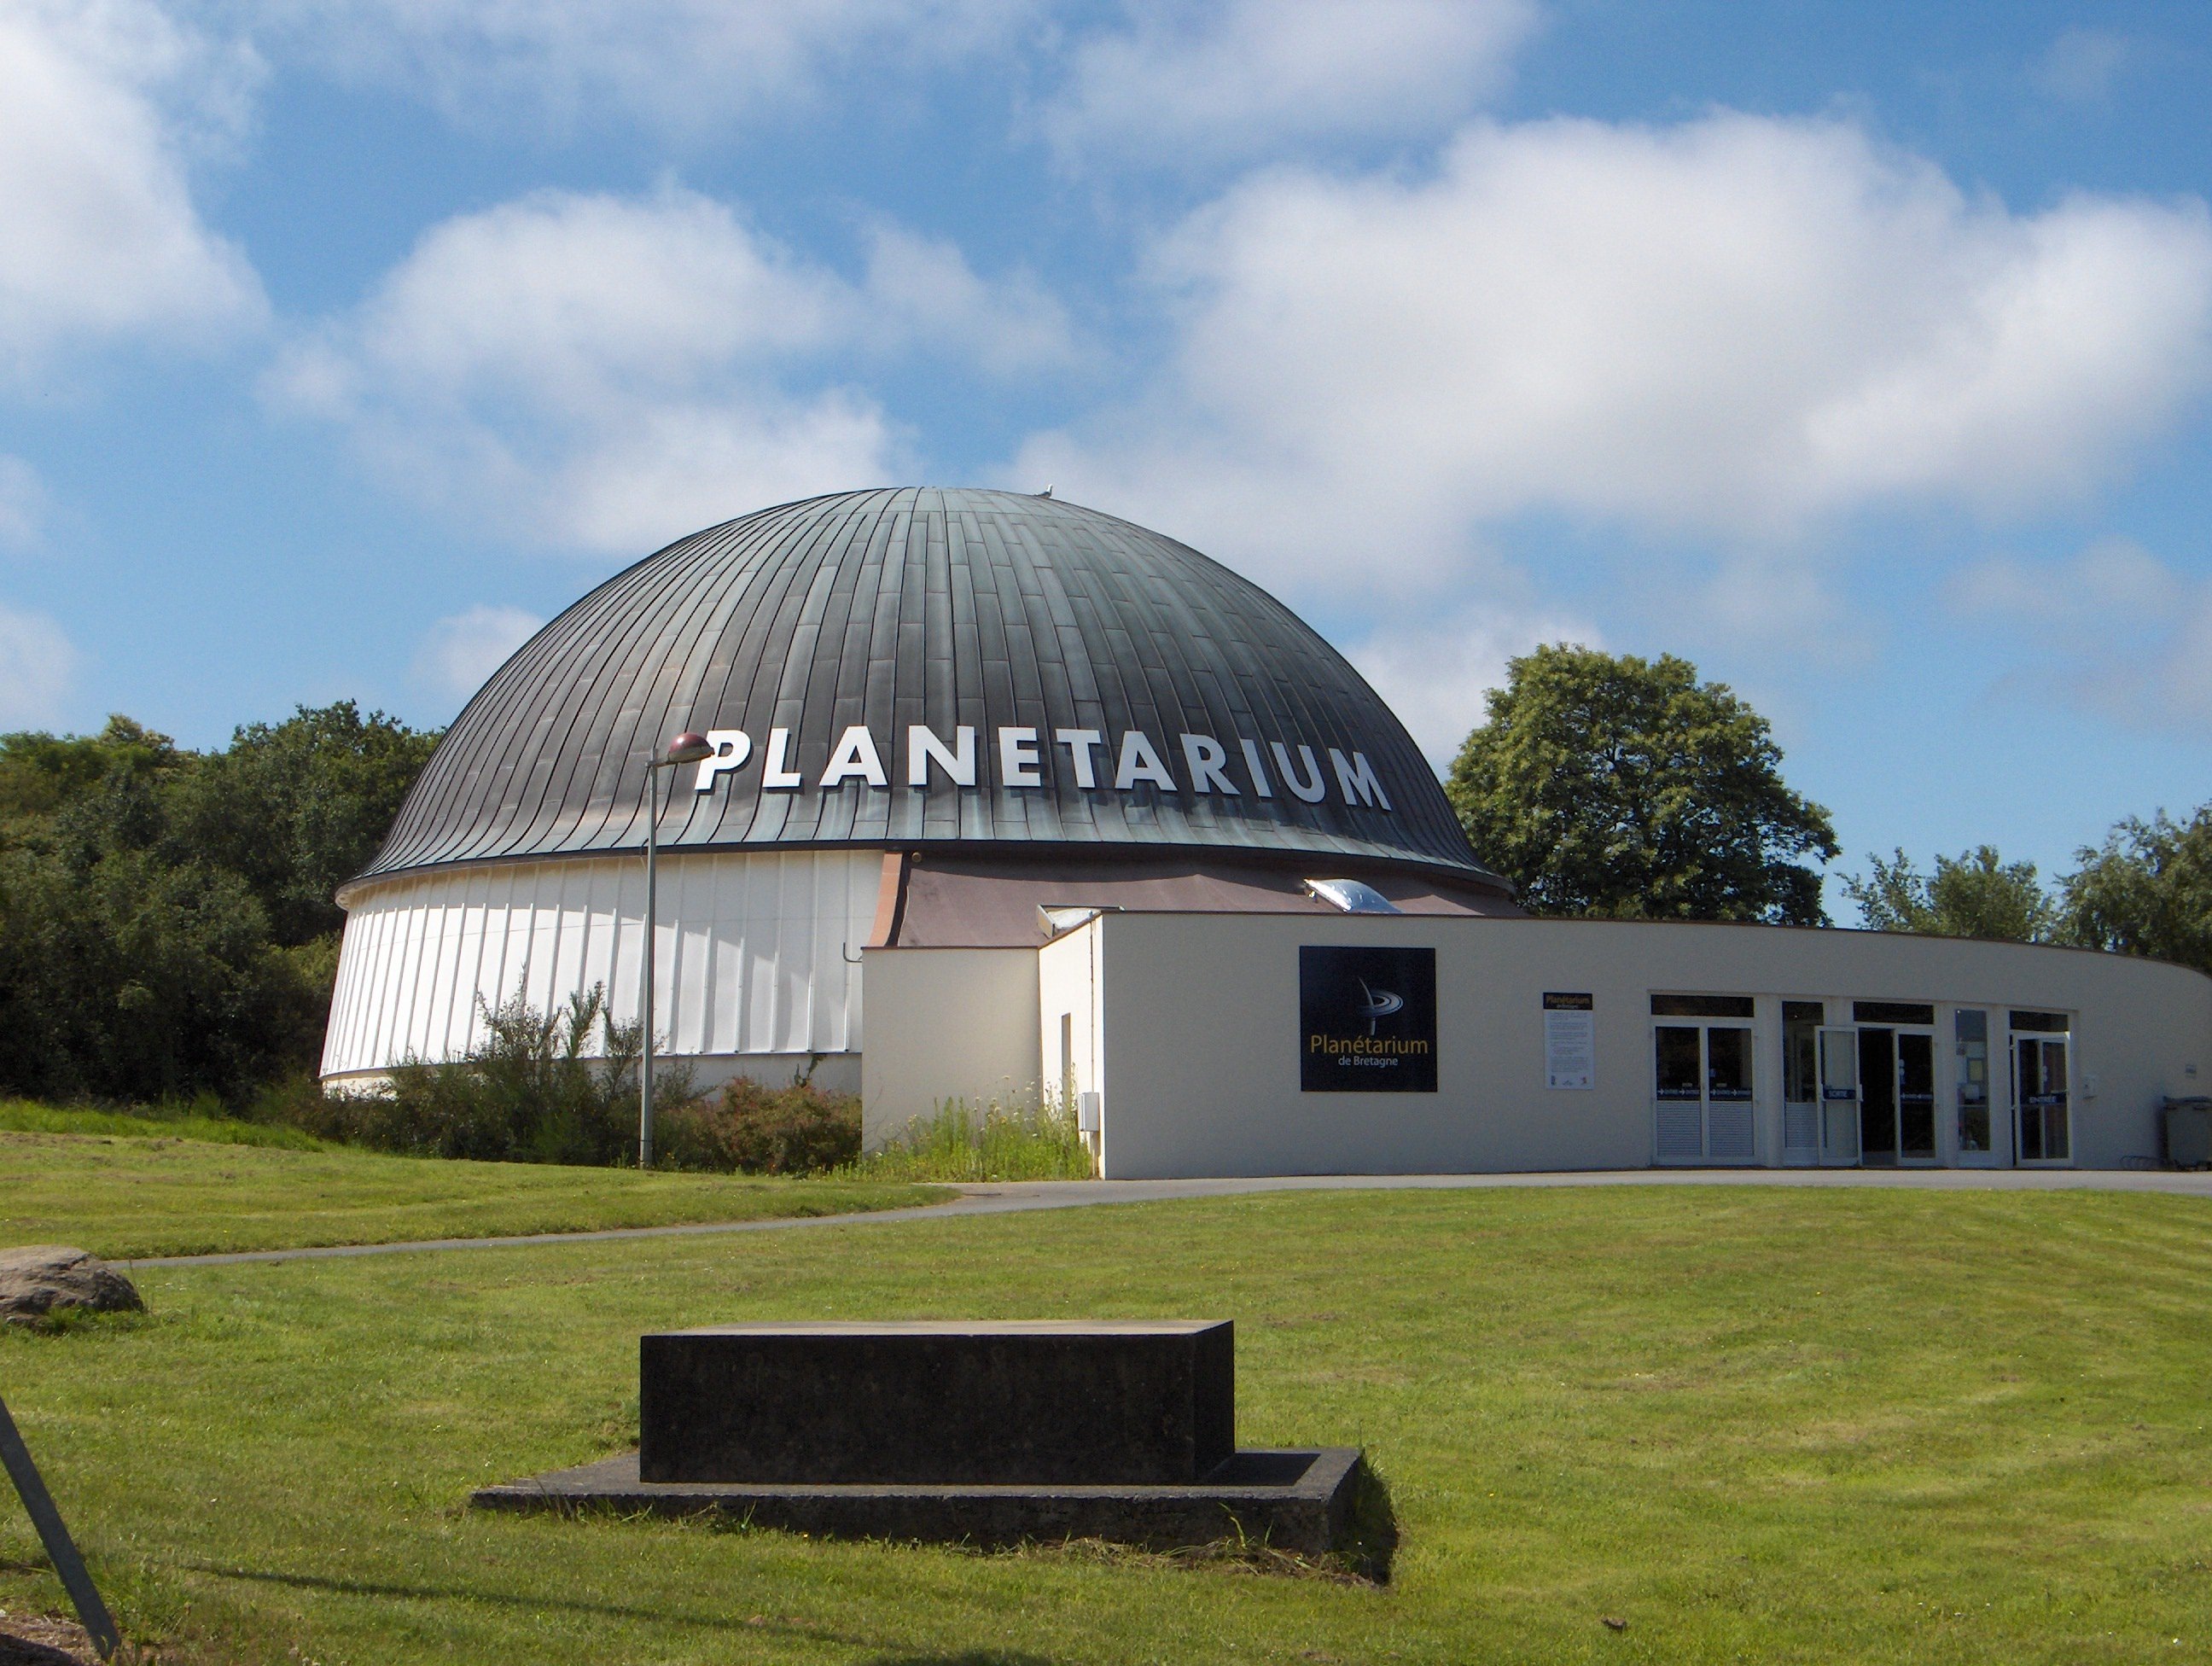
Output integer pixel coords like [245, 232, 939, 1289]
[659, 1078, 863, 1175]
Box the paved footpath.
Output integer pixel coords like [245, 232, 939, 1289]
[131, 1165, 2212, 1271]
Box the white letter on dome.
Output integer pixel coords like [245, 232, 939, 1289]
[694, 729, 751, 792]
[762, 727, 803, 789]
[905, 724, 976, 787]
[1055, 728, 1103, 789]
[1181, 734, 1237, 795]
[1114, 731, 1177, 790]
[1272, 742, 1326, 803]
[820, 725, 888, 789]
[1330, 748, 1390, 810]
[998, 726, 1043, 787]
[1239, 738, 1274, 798]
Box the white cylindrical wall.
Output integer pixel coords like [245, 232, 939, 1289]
[322, 849, 882, 1079]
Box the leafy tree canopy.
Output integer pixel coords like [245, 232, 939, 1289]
[1843, 846, 2058, 942]
[1446, 644, 1838, 924]
[0, 715, 182, 829]
[0, 701, 439, 1102]
[2058, 808, 2212, 977]
[165, 700, 443, 945]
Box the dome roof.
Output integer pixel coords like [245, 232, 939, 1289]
[358, 487, 1499, 888]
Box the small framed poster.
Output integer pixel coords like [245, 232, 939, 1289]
[1543, 992, 1594, 1090]
[1299, 945, 1438, 1092]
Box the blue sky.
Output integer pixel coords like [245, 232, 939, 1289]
[3, 1, 2209, 915]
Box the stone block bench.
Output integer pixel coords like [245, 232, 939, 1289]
[473, 1319, 1384, 1568]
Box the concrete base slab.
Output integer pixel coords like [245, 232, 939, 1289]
[473, 1446, 1377, 1564]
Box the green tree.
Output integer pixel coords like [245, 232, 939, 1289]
[1447, 644, 1838, 923]
[0, 700, 439, 1102]
[1843, 846, 2058, 941]
[2058, 807, 2212, 976]
[0, 716, 184, 837]
[164, 701, 443, 946]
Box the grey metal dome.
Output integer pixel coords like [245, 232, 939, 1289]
[358, 487, 1499, 886]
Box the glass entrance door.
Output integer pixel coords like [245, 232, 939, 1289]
[1858, 1028, 1898, 1165]
[1651, 1022, 1756, 1165]
[1817, 1026, 1859, 1165]
[1897, 1033, 1936, 1162]
[2015, 1034, 2071, 1162]
[1853, 1028, 1938, 1166]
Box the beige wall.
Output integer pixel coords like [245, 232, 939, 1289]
[860, 947, 1042, 1148]
[1039, 923, 1105, 1110]
[866, 912, 2212, 1179]
[1079, 915, 2212, 1178]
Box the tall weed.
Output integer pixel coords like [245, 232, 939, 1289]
[850, 1094, 1095, 1181]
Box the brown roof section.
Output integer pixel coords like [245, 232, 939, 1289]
[880, 849, 1521, 948]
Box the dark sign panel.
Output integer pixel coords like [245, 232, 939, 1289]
[1299, 946, 1437, 1092]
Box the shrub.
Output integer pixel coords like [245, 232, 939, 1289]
[656, 1076, 861, 1174]
[274, 986, 693, 1166]
[852, 1095, 1095, 1182]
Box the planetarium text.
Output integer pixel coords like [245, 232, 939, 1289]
[686, 725, 1393, 809]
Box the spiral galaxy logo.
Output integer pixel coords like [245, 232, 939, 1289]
[1354, 980, 1404, 1033]
[1300, 946, 1437, 1092]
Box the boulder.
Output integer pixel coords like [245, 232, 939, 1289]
[0, 1246, 143, 1325]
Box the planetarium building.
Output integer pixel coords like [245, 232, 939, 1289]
[324, 488, 2211, 1178]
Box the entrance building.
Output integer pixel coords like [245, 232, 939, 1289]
[864, 912, 2211, 1180]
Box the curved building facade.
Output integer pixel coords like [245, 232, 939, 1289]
[323, 487, 1512, 1089]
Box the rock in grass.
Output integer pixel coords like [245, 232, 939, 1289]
[0, 1246, 143, 1325]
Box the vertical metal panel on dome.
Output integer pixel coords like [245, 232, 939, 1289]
[354, 488, 1498, 886]
[321, 850, 882, 1075]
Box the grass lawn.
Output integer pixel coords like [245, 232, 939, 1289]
[0, 1125, 940, 1260]
[3, 1185, 2210, 1663]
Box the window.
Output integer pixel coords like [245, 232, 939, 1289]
[1955, 1010, 1990, 1153]
[1707, 1027, 1753, 1100]
[1651, 993, 1755, 1018]
[1783, 1006, 1819, 1105]
[1782, 1002, 1820, 1159]
[1303, 877, 1400, 914]
[2009, 1010, 2069, 1034]
[1654, 1027, 1702, 1099]
[1853, 1000, 1935, 1026]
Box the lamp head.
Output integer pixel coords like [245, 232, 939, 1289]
[664, 731, 714, 766]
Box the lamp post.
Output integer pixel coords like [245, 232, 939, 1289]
[641, 731, 714, 1168]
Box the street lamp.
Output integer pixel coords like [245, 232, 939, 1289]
[641, 730, 714, 1168]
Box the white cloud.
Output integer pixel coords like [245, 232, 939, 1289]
[1348, 605, 1597, 767]
[411, 603, 543, 702]
[0, 0, 265, 386]
[1014, 113, 2212, 603]
[249, 0, 1034, 137]
[271, 184, 1070, 552]
[0, 457, 47, 550]
[0, 601, 76, 726]
[2033, 28, 2131, 104]
[1042, 0, 1537, 169]
[1951, 537, 2212, 731]
[857, 224, 1078, 377]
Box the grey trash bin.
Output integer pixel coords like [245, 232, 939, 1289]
[2164, 1098, 2212, 1168]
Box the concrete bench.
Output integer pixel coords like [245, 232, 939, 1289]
[640, 1319, 1233, 1485]
[475, 1317, 1387, 1571]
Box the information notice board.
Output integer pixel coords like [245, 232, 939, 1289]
[1543, 992, 1594, 1090]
